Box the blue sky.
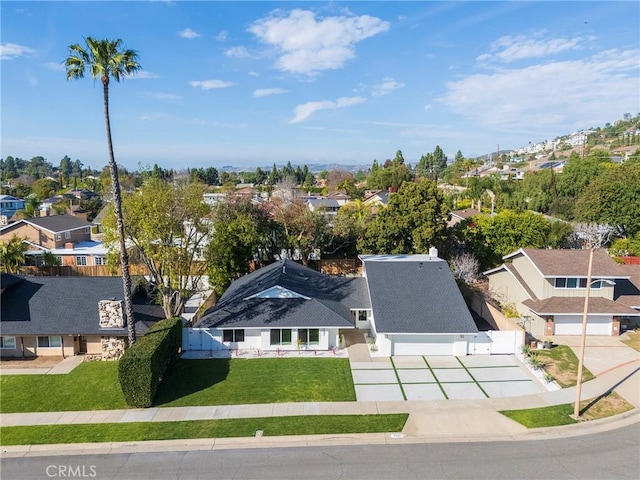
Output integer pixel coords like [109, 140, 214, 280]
[1, 1, 639, 171]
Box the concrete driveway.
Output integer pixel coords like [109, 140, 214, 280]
[551, 335, 640, 376]
[351, 355, 546, 402]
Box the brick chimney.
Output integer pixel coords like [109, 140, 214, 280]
[65, 242, 74, 249]
[98, 300, 125, 328]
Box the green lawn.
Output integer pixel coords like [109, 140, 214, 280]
[154, 358, 356, 406]
[1, 358, 355, 413]
[500, 404, 577, 428]
[0, 414, 408, 446]
[0, 362, 127, 413]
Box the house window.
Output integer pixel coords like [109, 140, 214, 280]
[358, 311, 368, 322]
[56, 256, 63, 265]
[94, 256, 106, 266]
[75, 256, 87, 266]
[222, 329, 245, 342]
[298, 329, 320, 345]
[55, 233, 62, 241]
[37, 336, 62, 348]
[85, 227, 91, 234]
[555, 277, 603, 289]
[270, 329, 292, 345]
[0, 336, 16, 349]
[64, 231, 71, 239]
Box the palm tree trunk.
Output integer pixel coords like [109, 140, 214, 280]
[103, 78, 137, 344]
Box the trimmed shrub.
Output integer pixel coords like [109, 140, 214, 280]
[118, 318, 182, 408]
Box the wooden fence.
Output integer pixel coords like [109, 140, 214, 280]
[19, 264, 150, 277]
[618, 256, 640, 265]
[312, 258, 362, 276]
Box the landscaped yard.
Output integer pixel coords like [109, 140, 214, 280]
[0, 414, 408, 446]
[0, 358, 355, 413]
[500, 391, 633, 428]
[533, 344, 595, 388]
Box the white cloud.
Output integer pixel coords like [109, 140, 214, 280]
[253, 87, 288, 98]
[424, 104, 433, 111]
[178, 28, 201, 39]
[139, 92, 182, 101]
[477, 34, 589, 63]
[225, 46, 250, 58]
[249, 9, 389, 75]
[248, 71, 260, 77]
[371, 77, 405, 97]
[41, 61, 65, 72]
[216, 30, 228, 41]
[289, 96, 366, 123]
[439, 48, 640, 129]
[189, 79, 234, 90]
[131, 70, 160, 79]
[1, 42, 35, 60]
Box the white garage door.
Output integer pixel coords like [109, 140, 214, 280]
[554, 315, 612, 335]
[391, 335, 455, 355]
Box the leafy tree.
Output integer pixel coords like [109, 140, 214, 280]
[328, 199, 373, 256]
[573, 162, 640, 236]
[272, 197, 329, 265]
[59, 156, 72, 188]
[66, 36, 141, 344]
[0, 236, 27, 273]
[206, 197, 278, 296]
[609, 233, 640, 257]
[456, 210, 554, 269]
[359, 180, 448, 254]
[32, 178, 58, 200]
[42, 250, 61, 267]
[104, 178, 212, 318]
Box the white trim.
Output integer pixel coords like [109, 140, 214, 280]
[244, 285, 310, 300]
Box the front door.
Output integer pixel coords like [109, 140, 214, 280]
[79, 336, 88, 354]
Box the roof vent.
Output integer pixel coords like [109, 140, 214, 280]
[429, 246, 438, 258]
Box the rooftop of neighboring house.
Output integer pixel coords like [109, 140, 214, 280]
[503, 248, 629, 278]
[450, 208, 481, 220]
[0, 214, 93, 235]
[24, 240, 107, 255]
[0, 275, 165, 336]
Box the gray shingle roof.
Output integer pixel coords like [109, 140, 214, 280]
[361, 255, 478, 334]
[1, 276, 165, 336]
[22, 214, 93, 233]
[197, 260, 368, 329]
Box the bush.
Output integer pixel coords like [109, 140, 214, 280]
[118, 318, 182, 408]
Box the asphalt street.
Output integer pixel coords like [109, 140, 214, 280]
[2, 424, 638, 480]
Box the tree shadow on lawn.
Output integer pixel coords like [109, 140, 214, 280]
[154, 358, 230, 406]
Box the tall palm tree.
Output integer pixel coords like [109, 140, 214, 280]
[65, 37, 140, 344]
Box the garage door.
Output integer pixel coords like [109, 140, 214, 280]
[391, 335, 455, 355]
[554, 315, 612, 335]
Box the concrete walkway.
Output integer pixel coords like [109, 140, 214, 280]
[0, 355, 84, 376]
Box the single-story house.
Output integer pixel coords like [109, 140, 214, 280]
[1, 274, 165, 359]
[188, 251, 482, 356]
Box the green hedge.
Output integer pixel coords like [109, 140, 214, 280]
[118, 317, 182, 408]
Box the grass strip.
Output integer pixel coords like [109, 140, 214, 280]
[422, 356, 448, 399]
[455, 357, 489, 398]
[0, 414, 409, 446]
[500, 391, 634, 428]
[389, 357, 407, 400]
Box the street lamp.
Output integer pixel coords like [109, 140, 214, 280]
[573, 248, 616, 418]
